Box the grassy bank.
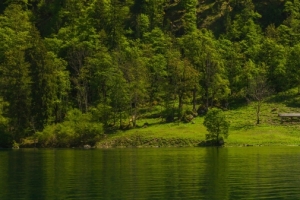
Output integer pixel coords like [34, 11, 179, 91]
[97, 89, 300, 148]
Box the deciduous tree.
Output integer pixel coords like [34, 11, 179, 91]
[203, 108, 230, 145]
[0, 4, 33, 140]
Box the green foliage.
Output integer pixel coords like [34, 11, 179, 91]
[258, 38, 287, 92]
[0, 98, 11, 147]
[1, 0, 300, 147]
[0, 132, 13, 148]
[29, 28, 70, 129]
[203, 108, 230, 144]
[162, 106, 178, 123]
[243, 60, 272, 124]
[287, 44, 300, 92]
[180, 29, 230, 108]
[35, 109, 104, 147]
[0, 4, 33, 140]
[182, 0, 197, 33]
[98, 89, 300, 147]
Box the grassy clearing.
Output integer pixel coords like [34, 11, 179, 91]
[97, 88, 300, 148]
[97, 117, 206, 148]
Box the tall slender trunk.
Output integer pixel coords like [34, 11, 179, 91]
[178, 92, 183, 119]
[205, 88, 209, 109]
[256, 101, 261, 124]
[119, 112, 122, 128]
[113, 111, 116, 126]
[192, 86, 196, 112]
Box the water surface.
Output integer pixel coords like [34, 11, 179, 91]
[1, 147, 300, 200]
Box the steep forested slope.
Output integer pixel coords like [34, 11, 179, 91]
[0, 0, 299, 147]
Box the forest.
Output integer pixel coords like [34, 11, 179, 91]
[0, 0, 300, 148]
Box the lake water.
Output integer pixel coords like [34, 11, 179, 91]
[1, 147, 300, 200]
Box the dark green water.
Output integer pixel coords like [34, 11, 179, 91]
[1, 147, 300, 200]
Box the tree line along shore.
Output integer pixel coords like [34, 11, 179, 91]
[1, 0, 300, 148]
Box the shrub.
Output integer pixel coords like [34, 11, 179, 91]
[35, 125, 58, 147]
[203, 108, 230, 145]
[35, 109, 104, 147]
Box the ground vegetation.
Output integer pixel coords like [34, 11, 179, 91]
[0, 0, 300, 147]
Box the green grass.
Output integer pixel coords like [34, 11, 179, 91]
[97, 117, 206, 148]
[97, 88, 300, 148]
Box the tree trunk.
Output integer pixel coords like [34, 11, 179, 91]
[256, 102, 261, 124]
[113, 111, 116, 126]
[119, 112, 122, 128]
[192, 86, 197, 112]
[178, 92, 184, 120]
[206, 89, 209, 109]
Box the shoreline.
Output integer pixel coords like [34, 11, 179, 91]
[4, 143, 300, 149]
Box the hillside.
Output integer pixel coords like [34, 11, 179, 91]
[1, 0, 300, 148]
[96, 88, 300, 148]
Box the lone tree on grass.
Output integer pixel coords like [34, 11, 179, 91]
[203, 108, 230, 145]
[245, 61, 272, 125]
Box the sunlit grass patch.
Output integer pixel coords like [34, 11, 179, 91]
[97, 89, 300, 148]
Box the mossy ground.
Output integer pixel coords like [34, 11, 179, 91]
[97, 88, 300, 148]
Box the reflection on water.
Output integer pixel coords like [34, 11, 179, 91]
[0, 147, 300, 200]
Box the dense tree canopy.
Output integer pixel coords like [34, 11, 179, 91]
[0, 0, 299, 147]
